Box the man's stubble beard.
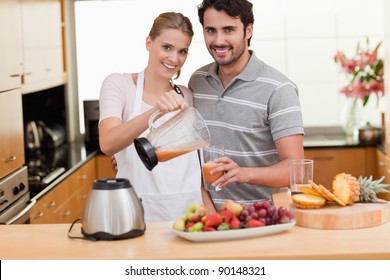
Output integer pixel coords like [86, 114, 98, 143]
[210, 40, 246, 67]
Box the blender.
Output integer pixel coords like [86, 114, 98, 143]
[134, 107, 211, 171]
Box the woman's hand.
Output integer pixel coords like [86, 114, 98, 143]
[155, 89, 188, 113]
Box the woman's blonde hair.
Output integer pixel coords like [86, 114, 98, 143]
[148, 12, 194, 79]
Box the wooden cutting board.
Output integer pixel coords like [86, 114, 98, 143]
[290, 200, 390, 229]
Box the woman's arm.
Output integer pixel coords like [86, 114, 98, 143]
[99, 90, 188, 156]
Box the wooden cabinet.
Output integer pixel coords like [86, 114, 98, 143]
[375, 149, 390, 200]
[30, 157, 96, 224]
[20, 0, 66, 94]
[0, 0, 23, 92]
[0, 89, 25, 179]
[304, 147, 376, 189]
[1, 0, 66, 94]
[96, 154, 116, 179]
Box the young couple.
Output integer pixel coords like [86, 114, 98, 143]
[99, 0, 305, 222]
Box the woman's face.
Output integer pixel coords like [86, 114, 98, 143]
[146, 29, 192, 79]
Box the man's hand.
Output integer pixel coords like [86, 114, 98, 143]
[209, 157, 249, 190]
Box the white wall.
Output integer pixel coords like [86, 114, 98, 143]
[74, 0, 385, 132]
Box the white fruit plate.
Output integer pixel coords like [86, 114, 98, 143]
[168, 220, 295, 242]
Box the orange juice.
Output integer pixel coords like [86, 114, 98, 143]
[155, 149, 193, 162]
[202, 162, 223, 184]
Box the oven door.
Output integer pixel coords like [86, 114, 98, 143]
[0, 193, 36, 224]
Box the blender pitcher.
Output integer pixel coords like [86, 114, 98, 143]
[134, 107, 211, 171]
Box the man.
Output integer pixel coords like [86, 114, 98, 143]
[189, 0, 304, 209]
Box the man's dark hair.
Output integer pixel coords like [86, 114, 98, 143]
[197, 0, 254, 46]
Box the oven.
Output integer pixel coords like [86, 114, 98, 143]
[0, 166, 36, 224]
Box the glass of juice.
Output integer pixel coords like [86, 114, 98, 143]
[202, 146, 224, 191]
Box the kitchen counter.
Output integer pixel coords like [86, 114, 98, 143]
[303, 126, 381, 149]
[1, 221, 390, 260]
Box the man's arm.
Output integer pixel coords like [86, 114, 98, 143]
[211, 134, 304, 189]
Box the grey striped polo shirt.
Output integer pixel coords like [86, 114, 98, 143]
[189, 51, 304, 209]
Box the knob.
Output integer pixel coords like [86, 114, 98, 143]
[13, 186, 20, 195]
[19, 183, 26, 191]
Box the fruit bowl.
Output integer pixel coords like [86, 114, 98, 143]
[168, 220, 295, 242]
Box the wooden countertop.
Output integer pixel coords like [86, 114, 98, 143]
[1, 221, 390, 260]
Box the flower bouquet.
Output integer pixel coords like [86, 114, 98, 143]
[334, 38, 384, 106]
[334, 38, 384, 136]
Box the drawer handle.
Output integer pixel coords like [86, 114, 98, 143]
[33, 212, 44, 219]
[379, 161, 387, 167]
[46, 201, 56, 208]
[3, 155, 16, 163]
[79, 174, 88, 180]
[9, 74, 20, 78]
[62, 210, 71, 217]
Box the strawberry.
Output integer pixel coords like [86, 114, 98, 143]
[188, 215, 201, 223]
[203, 225, 217, 231]
[229, 215, 241, 229]
[247, 219, 265, 228]
[185, 222, 195, 231]
[204, 213, 223, 227]
[220, 209, 233, 224]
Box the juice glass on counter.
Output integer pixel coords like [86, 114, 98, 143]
[288, 159, 314, 195]
[202, 146, 224, 191]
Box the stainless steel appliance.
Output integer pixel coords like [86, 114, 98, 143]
[0, 88, 34, 224]
[81, 178, 145, 240]
[83, 100, 99, 148]
[0, 166, 35, 224]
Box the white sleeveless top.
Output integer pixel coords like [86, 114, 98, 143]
[114, 71, 202, 222]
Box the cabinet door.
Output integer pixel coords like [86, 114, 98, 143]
[304, 147, 375, 189]
[375, 150, 390, 201]
[29, 179, 68, 224]
[20, 0, 65, 93]
[54, 158, 96, 223]
[30, 157, 96, 224]
[0, 0, 23, 92]
[96, 155, 116, 179]
[0, 89, 25, 178]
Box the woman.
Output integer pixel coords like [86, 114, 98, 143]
[99, 12, 212, 221]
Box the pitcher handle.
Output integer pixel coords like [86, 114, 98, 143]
[148, 109, 184, 131]
[148, 110, 164, 131]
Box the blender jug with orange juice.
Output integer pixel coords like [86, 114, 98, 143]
[134, 107, 211, 171]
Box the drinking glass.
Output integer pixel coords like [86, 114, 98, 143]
[202, 146, 224, 191]
[288, 159, 313, 195]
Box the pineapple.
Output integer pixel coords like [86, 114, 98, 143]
[358, 176, 390, 202]
[291, 194, 326, 209]
[332, 173, 360, 205]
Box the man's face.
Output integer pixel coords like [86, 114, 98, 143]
[202, 8, 252, 67]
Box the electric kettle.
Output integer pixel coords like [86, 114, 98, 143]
[134, 107, 211, 170]
[81, 178, 146, 240]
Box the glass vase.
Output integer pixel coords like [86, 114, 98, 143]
[341, 97, 362, 138]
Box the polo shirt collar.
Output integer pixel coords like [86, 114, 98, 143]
[206, 50, 262, 83]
